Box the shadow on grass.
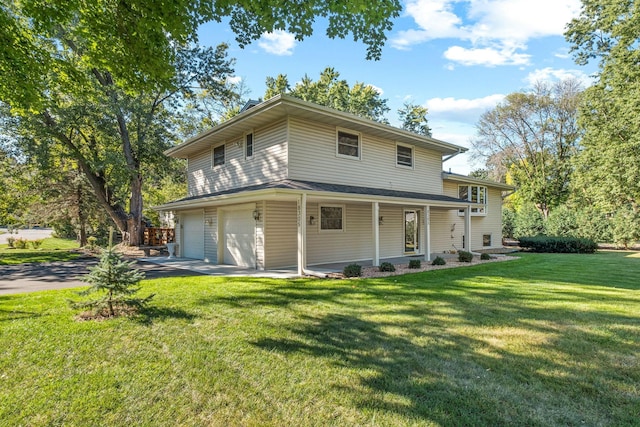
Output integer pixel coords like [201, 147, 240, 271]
[204, 252, 640, 425]
[133, 305, 196, 325]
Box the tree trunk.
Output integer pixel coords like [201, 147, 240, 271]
[127, 174, 144, 246]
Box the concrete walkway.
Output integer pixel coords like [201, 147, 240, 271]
[140, 257, 300, 278]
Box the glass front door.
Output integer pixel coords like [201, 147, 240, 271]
[404, 210, 419, 253]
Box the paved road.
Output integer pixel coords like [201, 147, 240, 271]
[0, 227, 54, 244]
[0, 257, 204, 295]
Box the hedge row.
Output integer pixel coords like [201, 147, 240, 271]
[518, 236, 598, 254]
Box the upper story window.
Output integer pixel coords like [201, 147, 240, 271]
[458, 185, 487, 215]
[245, 132, 254, 159]
[213, 144, 225, 167]
[320, 205, 344, 231]
[396, 143, 413, 168]
[336, 129, 361, 159]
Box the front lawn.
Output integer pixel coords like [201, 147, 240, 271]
[0, 238, 81, 265]
[1, 252, 639, 426]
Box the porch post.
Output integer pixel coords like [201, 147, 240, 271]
[424, 206, 431, 262]
[464, 204, 472, 251]
[297, 193, 307, 275]
[372, 201, 380, 267]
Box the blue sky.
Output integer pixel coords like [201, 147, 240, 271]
[198, 0, 597, 174]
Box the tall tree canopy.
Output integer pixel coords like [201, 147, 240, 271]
[566, 0, 640, 216]
[265, 67, 391, 123]
[0, 1, 401, 245]
[472, 79, 582, 218]
[398, 102, 432, 136]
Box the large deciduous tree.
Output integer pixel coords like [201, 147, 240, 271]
[472, 80, 582, 218]
[1, 1, 401, 245]
[565, 0, 640, 219]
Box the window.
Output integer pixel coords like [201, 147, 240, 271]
[213, 144, 225, 167]
[336, 130, 360, 159]
[245, 133, 253, 158]
[483, 234, 492, 247]
[458, 185, 487, 215]
[320, 205, 344, 231]
[396, 144, 413, 168]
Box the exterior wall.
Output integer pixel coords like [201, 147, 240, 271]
[433, 181, 504, 252]
[203, 207, 218, 263]
[187, 120, 289, 197]
[287, 118, 443, 194]
[264, 200, 298, 269]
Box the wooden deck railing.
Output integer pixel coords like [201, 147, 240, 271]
[143, 227, 175, 246]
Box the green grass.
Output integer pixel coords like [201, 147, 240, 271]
[0, 238, 81, 264]
[1, 252, 639, 426]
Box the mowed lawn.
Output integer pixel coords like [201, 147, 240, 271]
[1, 252, 639, 426]
[0, 238, 81, 265]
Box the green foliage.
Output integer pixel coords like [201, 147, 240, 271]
[13, 238, 28, 249]
[502, 207, 516, 239]
[398, 102, 432, 136]
[480, 253, 492, 260]
[546, 204, 578, 237]
[514, 204, 546, 238]
[611, 207, 640, 249]
[86, 236, 99, 250]
[74, 248, 151, 318]
[518, 236, 598, 254]
[30, 239, 43, 249]
[408, 259, 421, 269]
[378, 262, 396, 272]
[431, 256, 446, 266]
[343, 263, 362, 278]
[457, 251, 473, 263]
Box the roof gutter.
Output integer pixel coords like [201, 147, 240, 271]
[442, 148, 463, 163]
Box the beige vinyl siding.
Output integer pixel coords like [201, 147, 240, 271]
[174, 214, 182, 257]
[264, 201, 297, 269]
[187, 120, 289, 197]
[430, 209, 464, 253]
[379, 205, 404, 259]
[256, 202, 265, 270]
[306, 202, 374, 265]
[204, 207, 218, 263]
[288, 118, 443, 194]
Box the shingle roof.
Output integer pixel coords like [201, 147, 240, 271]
[172, 179, 468, 204]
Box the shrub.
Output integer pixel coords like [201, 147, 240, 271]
[502, 207, 516, 239]
[518, 236, 598, 254]
[480, 252, 492, 260]
[378, 262, 396, 272]
[458, 250, 473, 263]
[87, 236, 99, 250]
[6, 236, 15, 248]
[343, 263, 362, 278]
[514, 204, 546, 239]
[30, 239, 44, 249]
[431, 256, 446, 266]
[14, 238, 28, 249]
[547, 205, 578, 237]
[408, 259, 421, 269]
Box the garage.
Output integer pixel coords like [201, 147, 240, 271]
[181, 211, 204, 259]
[223, 209, 256, 268]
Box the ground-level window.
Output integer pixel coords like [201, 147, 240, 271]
[320, 205, 344, 231]
[396, 143, 413, 168]
[336, 130, 361, 159]
[213, 144, 225, 167]
[483, 234, 492, 247]
[245, 132, 253, 158]
[458, 185, 487, 215]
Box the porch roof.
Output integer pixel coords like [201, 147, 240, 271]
[155, 179, 471, 211]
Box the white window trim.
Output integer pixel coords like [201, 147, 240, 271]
[319, 204, 346, 232]
[457, 184, 488, 216]
[245, 130, 254, 160]
[212, 143, 225, 168]
[395, 142, 414, 169]
[335, 128, 362, 161]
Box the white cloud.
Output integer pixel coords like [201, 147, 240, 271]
[426, 94, 505, 122]
[444, 45, 530, 67]
[392, 0, 582, 67]
[227, 76, 242, 85]
[524, 67, 595, 87]
[258, 30, 296, 56]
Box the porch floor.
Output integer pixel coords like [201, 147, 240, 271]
[141, 254, 459, 278]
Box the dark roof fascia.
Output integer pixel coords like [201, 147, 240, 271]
[442, 171, 516, 190]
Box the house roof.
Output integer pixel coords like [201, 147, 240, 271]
[155, 179, 471, 211]
[165, 94, 467, 158]
[442, 171, 515, 190]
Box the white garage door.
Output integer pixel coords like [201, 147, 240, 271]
[182, 212, 204, 259]
[224, 209, 256, 268]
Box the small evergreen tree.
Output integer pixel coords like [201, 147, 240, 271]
[74, 248, 152, 318]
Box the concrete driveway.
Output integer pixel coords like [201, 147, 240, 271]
[0, 257, 205, 296]
[0, 227, 53, 244]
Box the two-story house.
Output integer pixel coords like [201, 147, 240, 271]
[156, 94, 513, 274]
